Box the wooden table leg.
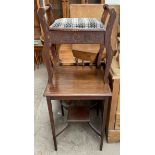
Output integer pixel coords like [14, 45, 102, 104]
[100, 97, 108, 151]
[46, 97, 57, 151]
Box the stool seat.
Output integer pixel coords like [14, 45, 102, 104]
[44, 66, 111, 100]
[49, 18, 105, 31]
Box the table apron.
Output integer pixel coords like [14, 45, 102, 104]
[46, 95, 111, 100]
[48, 31, 105, 44]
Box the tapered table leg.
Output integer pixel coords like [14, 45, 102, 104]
[46, 97, 57, 151]
[100, 97, 108, 151]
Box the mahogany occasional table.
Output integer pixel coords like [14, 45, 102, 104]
[38, 4, 116, 151]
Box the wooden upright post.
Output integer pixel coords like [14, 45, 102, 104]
[66, 0, 69, 17]
[62, 0, 69, 18]
[100, 0, 105, 4]
[81, 0, 88, 4]
[81, 0, 85, 3]
[62, 0, 66, 17]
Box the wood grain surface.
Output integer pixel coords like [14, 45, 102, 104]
[44, 66, 112, 99]
[67, 106, 90, 122]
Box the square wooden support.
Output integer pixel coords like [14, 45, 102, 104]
[106, 57, 120, 143]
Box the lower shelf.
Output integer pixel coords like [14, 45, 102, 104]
[67, 106, 90, 122]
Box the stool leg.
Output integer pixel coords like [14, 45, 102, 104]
[97, 44, 104, 68]
[46, 97, 57, 151]
[42, 42, 53, 84]
[100, 98, 108, 151]
[51, 44, 60, 65]
[104, 44, 113, 83]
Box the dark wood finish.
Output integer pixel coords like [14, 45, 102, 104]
[38, 4, 116, 84]
[67, 106, 90, 122]
[44, 66, 112, 100]
[34, 0, 41, 39]
[38, 0, 59, 18]
[88, 122, 101, 137]
[97, 44, 104, 67]
[36, 0, 58, 41]
[48, 30, 105, 44]
[37, 4, 116, 151]
[42, 42, 53, 84]
[46, 97, 57, 150]
[100, 97, 108, 150]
